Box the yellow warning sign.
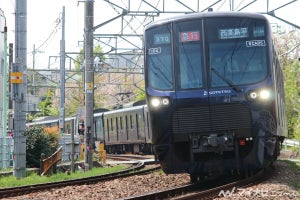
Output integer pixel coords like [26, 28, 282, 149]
[98, 143, 106, 163]
[98, 143, 104, 151]
[86, 82, 93, 89]
[10, 72, 23, 84]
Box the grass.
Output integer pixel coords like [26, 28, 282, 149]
[292, 182, 300, 193]
[280, 160, 300, 172]
[0, 164, 128, 188]
[279, 160, 300, 193]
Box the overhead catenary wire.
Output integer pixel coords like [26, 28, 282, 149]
[33, 14, 62, 52]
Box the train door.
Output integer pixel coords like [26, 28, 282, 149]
[144, 106, 152, 143]
[115, 117, 119, 141]
[118, 116, 125, 142]
[173, 19, 208, 108]
[128, 113, 134, 141]
[110, 116, 117, 142]
[135, 113, 139, 140]
[105, 117, 110, 142]
[137, 108, 146, 141]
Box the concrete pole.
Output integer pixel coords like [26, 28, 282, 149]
[59, 6, 65, 134]
[84, 0, 94, 171]
[13, 0, 27, 178]
[1, 9, 8, 169]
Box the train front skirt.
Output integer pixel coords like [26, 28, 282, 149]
[154, 130, 277, 175]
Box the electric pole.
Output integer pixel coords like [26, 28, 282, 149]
[59, 6, 65, 135]
[1, 8, 8, 169]
[84, 0, 94, 171]
[13, 0, 27, 178]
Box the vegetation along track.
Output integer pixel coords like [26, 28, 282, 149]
[125, 166, 275, 200]
[0, 162, 160, 199]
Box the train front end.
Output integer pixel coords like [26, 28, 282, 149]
[144, 12, 286, 178]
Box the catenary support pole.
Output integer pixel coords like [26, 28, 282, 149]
[1, 8, 8, 169]
[59, 6, 65, 135]
[13, 0, 27, 178]
[84, 0, 94, 171]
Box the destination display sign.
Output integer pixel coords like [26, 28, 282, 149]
[219, 27, 248, 39]
[179, 31, 200, 42]
[154, 33, 171, 44]
[253, 26, 265, 37]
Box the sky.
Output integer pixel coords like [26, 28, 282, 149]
[1, 0, 299, 69]
[2, 0, 86, 69]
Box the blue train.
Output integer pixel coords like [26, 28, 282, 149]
[144, 12, 287, 182]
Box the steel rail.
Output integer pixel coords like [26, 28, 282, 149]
[125, 166, 275, 200]
[0, 162, 160, 199]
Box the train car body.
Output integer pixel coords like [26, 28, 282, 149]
[144, 12, 287, 180]
[100, 105, 152, 154]
[29, 105, 152, 155]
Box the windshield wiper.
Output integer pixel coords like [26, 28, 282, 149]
[211, 67, 242, 93]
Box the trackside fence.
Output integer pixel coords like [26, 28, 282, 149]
[0, 135, 80, 170]
[58, 135, 80, 162]
[0, 137, 13, 169]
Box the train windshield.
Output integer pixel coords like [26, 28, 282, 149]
[145, 17, 268, 91]
[145, 24, 173, 90]
[174, 20, 203, 90]
[206, 18, 268, 87]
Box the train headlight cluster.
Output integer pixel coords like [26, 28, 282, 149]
[248, 88, 272, 101]
[150, 97, 170, 108]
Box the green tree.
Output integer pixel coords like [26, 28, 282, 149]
[64, 45, 105, 116]
[74, 44, 105, 70]
[25, 125, 59, 167]
[283, 61, 300, 139]
[38, 89, 58, 116]
[134, 80, 146, 101]
[274, 30, 300, 139]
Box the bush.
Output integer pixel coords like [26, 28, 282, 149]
[25, 125, 60, 168]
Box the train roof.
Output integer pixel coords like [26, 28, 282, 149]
[28, 105, 149, 124]
[103, 104, 147, 115]
[145, 11, 268, 30]
[29, 116, 75, 126]
[94, 104, 148, 117]
[32, 116, 58, 122]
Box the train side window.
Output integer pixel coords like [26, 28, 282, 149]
[116, 117, 119, 132]
[136, 114, 139, 134]
[66, 124, 70, 134]
[106, 118, 110, 137]
[120, 116, 123, 130]
[130, 115, 133, 129]
[112, 118, 115, 131]
[139, 113, 144, 129]
[95, 118, 104, 140]
[146, 112, 151, 138]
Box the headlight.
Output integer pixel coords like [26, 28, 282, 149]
[150, 98, 161, 107]
[150, 97, 170, 107]
[162, 98, 170, 105]
[249, 91, 258, 100]
[248, 88, 272, 101]
[259, 89, 271, 100]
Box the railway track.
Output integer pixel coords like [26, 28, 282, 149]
[125, 165, 275, 199]
[0, 160, 160, 199]
[106, 154, 155, 161]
